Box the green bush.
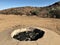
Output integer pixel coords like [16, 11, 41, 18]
[30, 10, 40, 15]
[49, 9, 60, 18]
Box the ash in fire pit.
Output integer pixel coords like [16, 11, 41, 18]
[11, 27, 45, 41]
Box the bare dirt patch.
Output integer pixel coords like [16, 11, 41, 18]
[0, 14, 60, 35]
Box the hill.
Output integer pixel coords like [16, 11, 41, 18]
[0, 1, 60, 18]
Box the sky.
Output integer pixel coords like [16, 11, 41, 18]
[0, 0, 60, 10]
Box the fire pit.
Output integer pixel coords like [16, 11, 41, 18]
[11, 27, 45, 41]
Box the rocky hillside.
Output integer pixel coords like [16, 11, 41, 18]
[0, 1, 60, 18]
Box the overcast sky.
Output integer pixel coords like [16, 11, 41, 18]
[0, 0, 60, 10]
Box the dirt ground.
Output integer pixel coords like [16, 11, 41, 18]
[0, 14, 60, 34]
[0, 14, 60, 45]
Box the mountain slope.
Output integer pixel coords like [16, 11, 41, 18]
[0, 1, 60, 18]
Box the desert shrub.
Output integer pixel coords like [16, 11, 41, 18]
[26, 12, 31, 16]
[30, 10, 40, 16]
[14, 11, 23, 15]
[37, 9, 49, 18]
[10, 10, 24, 15]
[49, 9, 60, 18]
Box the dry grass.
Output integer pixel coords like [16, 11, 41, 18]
[0, 14, 60, 35]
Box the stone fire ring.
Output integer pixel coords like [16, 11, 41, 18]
[11, 27, 45, 41]
[0, 27, 60, 45]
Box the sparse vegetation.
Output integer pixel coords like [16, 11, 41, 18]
[30, 10, 40, 15]
[49, 7, 60, 18]
[0, 1, 60, 18]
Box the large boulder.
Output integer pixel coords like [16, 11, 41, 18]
[11, 27, 45, 41]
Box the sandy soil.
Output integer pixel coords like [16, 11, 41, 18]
[0, 14, 60, 34]
[0, 14, 60, 45]
[0, 26, 60, 45]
